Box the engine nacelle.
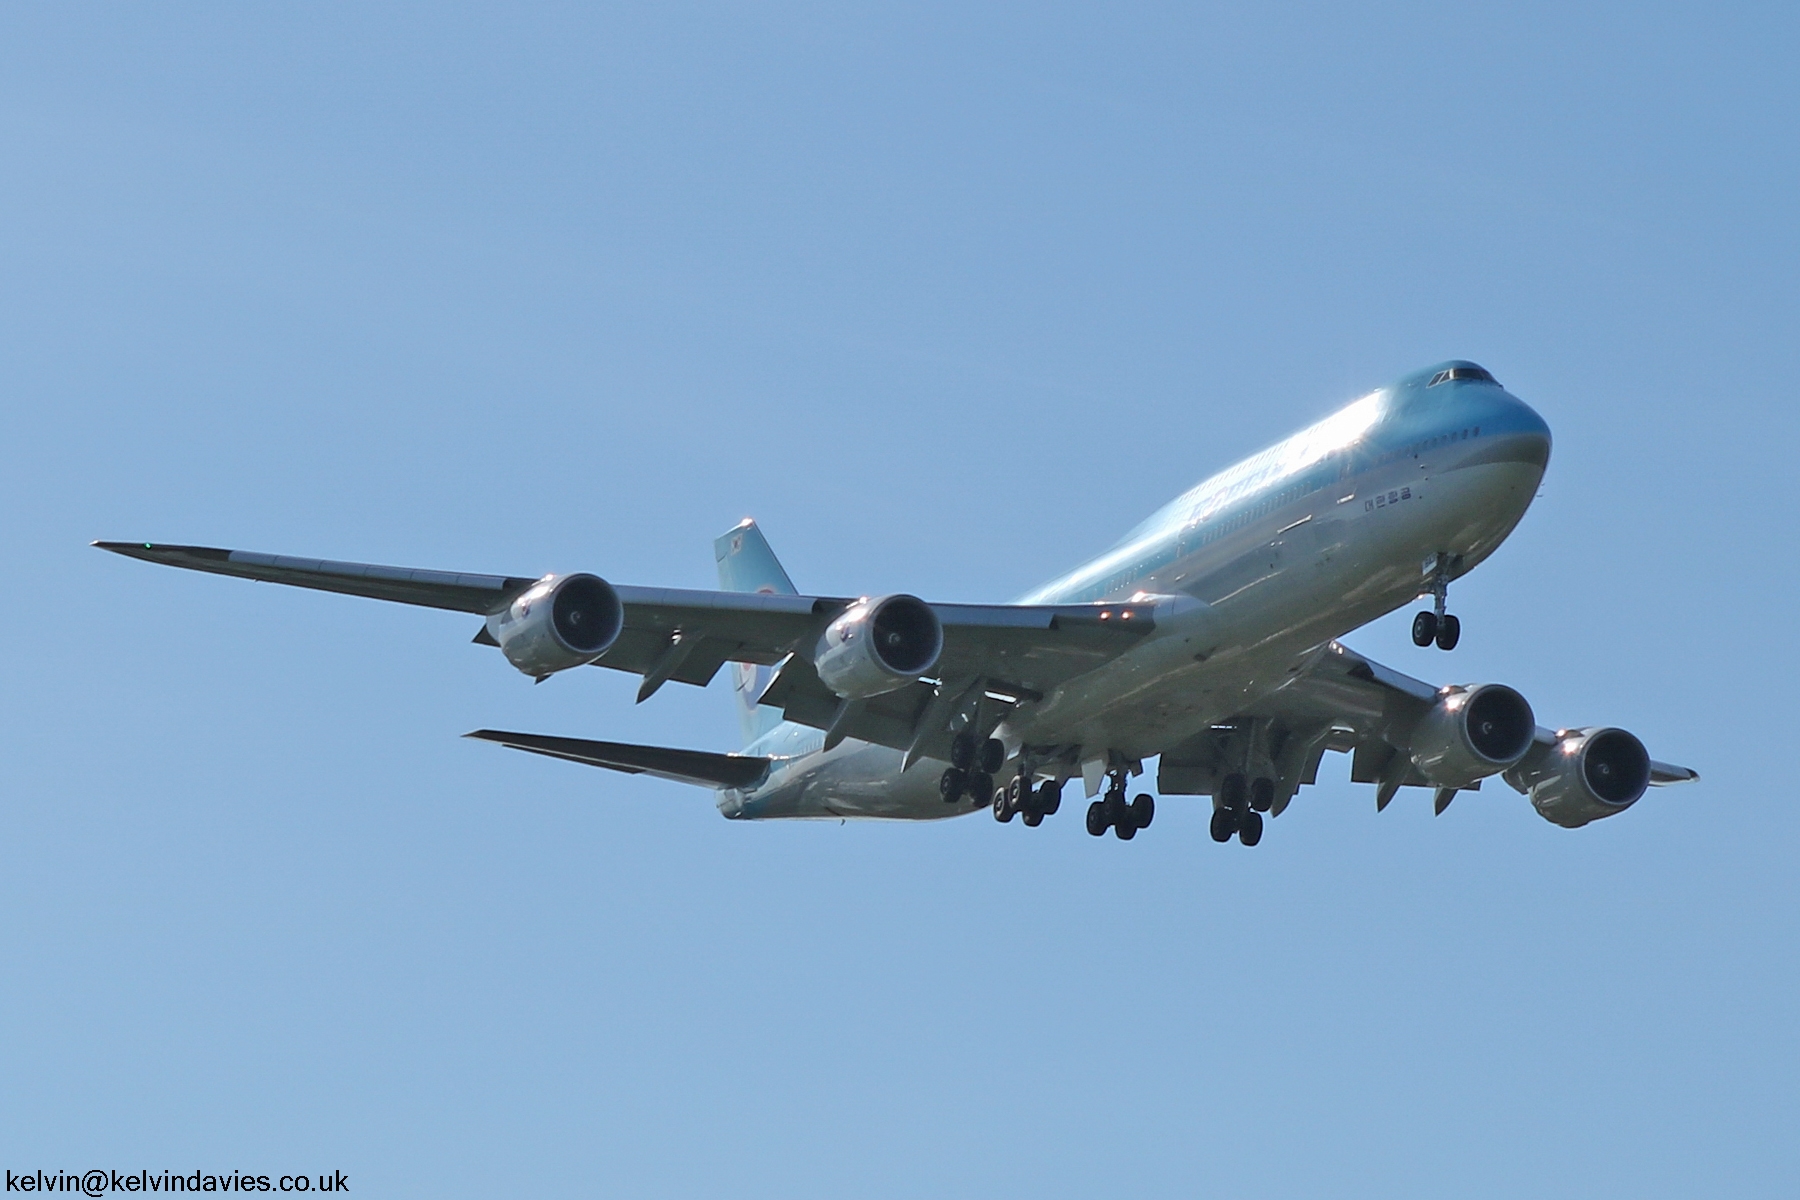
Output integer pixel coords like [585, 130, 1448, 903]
[485, 573, 624, 679]
[1510, 727, 1651, 828]
[1408, 683, 1536, 788]
[813, 594, 943, 700]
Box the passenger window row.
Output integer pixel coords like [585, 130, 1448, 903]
[1409, 426, 1480, 457]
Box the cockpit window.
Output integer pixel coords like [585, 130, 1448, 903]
[1428, 365, 1498, 387]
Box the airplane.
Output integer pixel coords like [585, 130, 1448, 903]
[97, 360, 1697, 844]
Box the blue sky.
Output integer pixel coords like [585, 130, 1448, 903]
[2, 4, 1796, 1196]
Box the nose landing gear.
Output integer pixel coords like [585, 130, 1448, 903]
[1412, 552, 1462, 650]
[1411, 611, 1460, 650]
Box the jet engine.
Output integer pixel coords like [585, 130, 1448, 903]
[812, 595, 943, 700]
[1508, 727, 1651, 828]
[1407, 683, 1536, 788]
[485, 573, 624, 679]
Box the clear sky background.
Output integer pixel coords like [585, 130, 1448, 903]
[2, 4, 1796, 1197]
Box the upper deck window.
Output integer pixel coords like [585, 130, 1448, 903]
[1428, 365, 1498, 387]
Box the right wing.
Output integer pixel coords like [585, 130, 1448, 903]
[1156, 639, 1698, 817]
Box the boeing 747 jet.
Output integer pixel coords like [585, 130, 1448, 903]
[99, 362, 1696, 843]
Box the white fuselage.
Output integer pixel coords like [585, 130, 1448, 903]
[722, 368, 1553, 820]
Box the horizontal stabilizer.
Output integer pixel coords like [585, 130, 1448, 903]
[464, 729, 770, 790]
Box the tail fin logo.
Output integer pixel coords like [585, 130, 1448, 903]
[733, 660, 771, 701]
[732, 589, 777, 708]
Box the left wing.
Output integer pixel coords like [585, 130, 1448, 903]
[96, 541, 1158, 757]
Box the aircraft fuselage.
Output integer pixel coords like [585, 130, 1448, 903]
[724, 362, 1552, 820]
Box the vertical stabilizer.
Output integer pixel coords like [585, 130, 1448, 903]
[714, 520, 796, 747]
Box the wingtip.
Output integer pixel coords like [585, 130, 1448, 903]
[92, 540, 163, 560]
[92, 541, 231, 563]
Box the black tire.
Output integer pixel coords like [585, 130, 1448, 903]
[1412, 611, 1439, 647]
[977, 738, 1005, 774]
[1219, 773, 1248, 811]
[1022, 810, 1043, 828]
[1238, 809, 1264, 847]
[950, 733, 976, 771]
[1129, 793, 1155, 829]
[1250, 777, 1275, 813]
[1036, 780, 1063, 816]
[1436, 613, 1461, 651]
[966, 772, 994, 812]
[1114, 817, 1137, 840]
[992, 786, 1014, 822]
[1210, 808, 1235, 842]
[939, 768, 967, 802]
[1086, 800, 1109, 837]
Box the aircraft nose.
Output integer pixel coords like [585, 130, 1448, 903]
[1460, 396, 1552, 470]
[1470, 428, 1551, 469]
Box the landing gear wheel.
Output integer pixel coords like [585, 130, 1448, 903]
[977, 738, 1005, 774]
[1209, 808, 1236, 843]
[1129, 794, 1155, 829]
[1114, 815, 1137, 840]
[1022, 810, 1043, 828]
[1104, 789, 1127, 823]
[949, 734, 975, 771]
[939, 768, 967, 803]
[1035, 781, 1063, 817]
[967, 773, 994, 812]
[992, 786, 1014, 822]
[1412, 611, 1439, 647]
[1250, 778, 1275, 813]
[1086, 800, 1109, 837]
[1219, 773, 1248, 811]
[1436, 613, 1461, 651]
[1238, 809, 1264, 847]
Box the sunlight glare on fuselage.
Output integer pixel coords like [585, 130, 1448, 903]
[1191, 388, 1384, 518]
[1120, 390, 1386, 544]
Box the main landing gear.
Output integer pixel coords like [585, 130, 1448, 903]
[993, 771, 1063, 827]
[1085, 770, 1155, 841]
[939, 733, 1005, 805]
[1208, 772, 1267, 846]
[1411, 551, 1461, 651]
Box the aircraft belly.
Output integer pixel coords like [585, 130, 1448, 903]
[1430, 460, 1544, 571]
[731, 740, 975, 821]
